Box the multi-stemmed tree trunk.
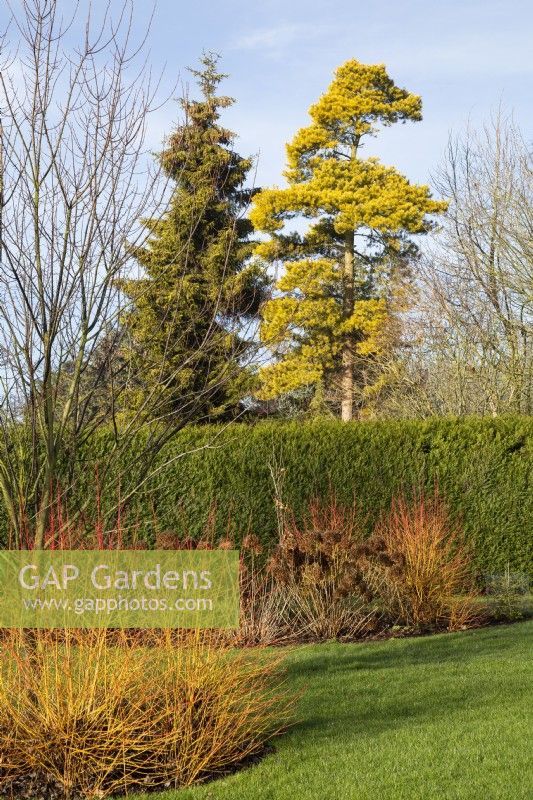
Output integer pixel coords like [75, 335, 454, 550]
[0, 0, 166, 546]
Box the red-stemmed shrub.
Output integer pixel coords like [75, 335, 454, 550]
[358, 492, 482, 631]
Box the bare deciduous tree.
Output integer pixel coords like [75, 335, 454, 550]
[378, 113, 533, 417]
[0, 1, 252, 547]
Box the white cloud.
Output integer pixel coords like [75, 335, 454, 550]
[231, 22, 326, 55]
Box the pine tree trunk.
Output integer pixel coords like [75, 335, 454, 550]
[341, 229, 355, 421]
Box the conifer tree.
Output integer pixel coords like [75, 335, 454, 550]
[250, 59, 447, 420]
[120, 54, 267, 422]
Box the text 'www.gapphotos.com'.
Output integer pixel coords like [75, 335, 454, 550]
[22, 596, 214, 615]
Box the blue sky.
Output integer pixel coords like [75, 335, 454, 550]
[3, 1, 532, 193]
[138, 0, 533, 192]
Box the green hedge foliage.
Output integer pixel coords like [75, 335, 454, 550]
[3, 418, 533, 577]
[84, 417, 533, 578]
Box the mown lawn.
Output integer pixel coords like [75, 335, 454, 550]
[132, 622, 533, 800]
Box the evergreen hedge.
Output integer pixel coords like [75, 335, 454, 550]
[87, 417, 533, 578]
[3, 418, 533, 577]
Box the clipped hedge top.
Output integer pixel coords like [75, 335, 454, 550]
[3, 417, 532, 576]
[86, 417, 533, 575]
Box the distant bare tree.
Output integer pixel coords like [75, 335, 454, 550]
[378, 113, 533, 417]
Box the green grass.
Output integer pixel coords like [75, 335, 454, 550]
[132, 622, 533, 800]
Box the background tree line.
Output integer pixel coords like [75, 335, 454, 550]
[115, 54, 532, 423]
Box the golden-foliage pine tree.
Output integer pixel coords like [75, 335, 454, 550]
[250, 59, 447, 420]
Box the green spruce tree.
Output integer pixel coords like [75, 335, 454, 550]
[120, 54, 267, 422]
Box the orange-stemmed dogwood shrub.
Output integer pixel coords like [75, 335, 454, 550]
[0, 628, 292, 799]
[358, 493, 482, 631]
